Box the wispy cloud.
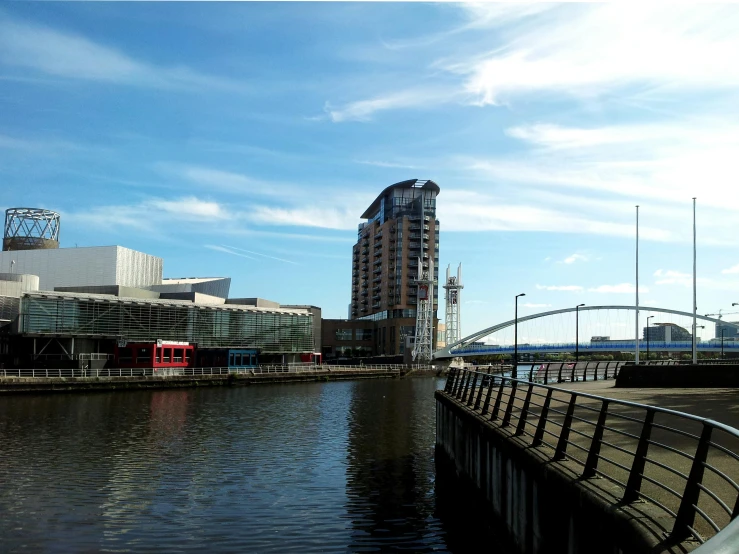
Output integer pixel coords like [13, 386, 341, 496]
[355, 159, 419, 169]
[222, 244, 298, 265]
[721, 264, 739, 275]
[560, 253, 588, 265]
[522, 302, 552, 308]
[248, 205, 359, 230]
[536, 284, 583, 292]
[587, 283, 648, 294]
[325, 89, 453, 122]
[205, 245, 256, 260]
[0, 13, 241, 91]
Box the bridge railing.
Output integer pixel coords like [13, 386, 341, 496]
[443, 368, 739, 548]
[451, 341, 739, 355]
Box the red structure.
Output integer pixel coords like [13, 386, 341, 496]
[114, 342, 194, 368]
[300, 352, 322, 364]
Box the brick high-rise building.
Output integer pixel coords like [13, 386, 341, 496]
[349, 179, 440, 356]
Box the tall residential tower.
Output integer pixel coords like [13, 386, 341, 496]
[349, 180, 439, 356]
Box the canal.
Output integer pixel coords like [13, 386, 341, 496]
[0, 377, 510, 552]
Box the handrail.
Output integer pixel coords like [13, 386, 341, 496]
[0, 364, 428, 379]
[443, 368, 739, 549]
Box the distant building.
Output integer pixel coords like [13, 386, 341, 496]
[436, 322, 447, 349]
[715, 321, 739, 341]
[644, 323, 692, 342]
[347, 179, 440, 356]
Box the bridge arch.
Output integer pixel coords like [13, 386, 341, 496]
[433, 305, 739, 359]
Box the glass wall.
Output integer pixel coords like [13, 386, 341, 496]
[20, 295, 314, 353]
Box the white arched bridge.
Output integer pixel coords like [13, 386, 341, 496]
[433, 305, 739, 359]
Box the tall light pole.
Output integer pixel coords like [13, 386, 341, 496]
[646, 315, 654, 362]
[635, 205, 640, 364]
[575, 303, 585, 363]
[514, 293, 525, 378]
[692, 198, 698, 365]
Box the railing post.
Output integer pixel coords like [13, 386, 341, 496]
[533, 389, 553, 447]
[570, 363, 576, 382]
[444, 368, 456, 393]
[516, 382, 534, 436]
[455, 370, 467, 399]
[460, 371, 472, 401]
[474, 375, 486, 409]
[528, 366, 534, 381]
[557, 364, 563, 383]
[491, 380, 506, 421]
[501, 381, 519, 428]
[554, 395, 578, 461]
[672, 423, 713, 540]
[466, 373, 479, 406]
[544, 364, 549, 384]
[594, 363, 599, 381]
[583, 400, 609, 478]
[623, 409, 655, 502]
[451, 369, 462, 396]
[482, 380, 495, 415]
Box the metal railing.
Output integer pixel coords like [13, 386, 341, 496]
[444, 368, 739, 547]
[528, 361, 625, 383]
[0, 364, 421, 379]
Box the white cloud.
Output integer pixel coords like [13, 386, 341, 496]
[654, 269, 693, 286]
[561, 253, 588, 264]
[536, 284, 583, 292]
[148, 197, 226, 219]
[721, 264, 739, 275]
[522, 303, 552, 308]
[325, 89, 451, 122]
[248, 205, 359, 230]
[587, 283, 649, 294]
[456, 5, 739, 106]
[0, 14, 239, 90]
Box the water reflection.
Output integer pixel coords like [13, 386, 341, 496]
[0, 379, 510, 553]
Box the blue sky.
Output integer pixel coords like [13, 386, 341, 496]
[2, 3, 739, 343]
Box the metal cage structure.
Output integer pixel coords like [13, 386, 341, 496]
[3, 208, 61, 251]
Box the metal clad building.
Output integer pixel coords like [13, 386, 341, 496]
[0, 246, 162, 291]
[19, 291, 314, 353]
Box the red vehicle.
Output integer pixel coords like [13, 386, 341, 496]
[114, 341, 195, 369]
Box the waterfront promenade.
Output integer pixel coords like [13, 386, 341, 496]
[442, 368, 739, 552]
[0, 365, 429, 394]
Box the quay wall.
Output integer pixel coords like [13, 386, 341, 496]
[436, 390, 674, 554]
[0, 369, 400, 395]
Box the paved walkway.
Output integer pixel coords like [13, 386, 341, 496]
[525, 380, 739, 547]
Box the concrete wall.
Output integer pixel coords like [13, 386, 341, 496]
[226, 298, 280, 309]
[150, 277, 231, 299]
[54, 285, 160, 299]
[436, 391, 670, 554]
[0, 247, 162, 291]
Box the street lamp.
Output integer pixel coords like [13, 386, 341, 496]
[646, 315, 654, 362]
[514, 293, 525, 378]
[575, 304, 585, 363]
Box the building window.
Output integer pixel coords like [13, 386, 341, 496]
[356, 329, 373, 340]
[336, 329, 353, 340]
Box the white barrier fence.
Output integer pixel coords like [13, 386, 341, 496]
[0, 364, 435, 379]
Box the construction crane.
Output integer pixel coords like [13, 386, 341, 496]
[705, 310, 739, 320]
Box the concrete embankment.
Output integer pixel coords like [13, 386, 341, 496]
[0, 369, 400, 394]
[436, 390, 685, 554]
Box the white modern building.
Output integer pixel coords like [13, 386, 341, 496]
[0, 246, 162, 292]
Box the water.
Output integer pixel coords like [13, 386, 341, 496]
[0, 378, 510, 553]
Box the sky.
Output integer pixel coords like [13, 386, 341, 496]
[2, 3, 739, 344]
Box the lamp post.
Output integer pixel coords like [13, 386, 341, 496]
[514, 293, 525, 378]
[722, 328, 727, 360]
[646, 315, 654, 362]
[575, 304, 585, 363]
